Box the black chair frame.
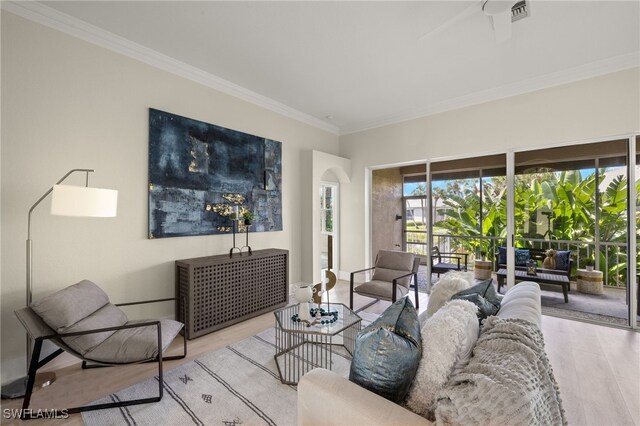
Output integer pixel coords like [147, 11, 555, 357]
[349, 259, 420, 312]
[431, 247, 469, 276]
[20, 297, 187, 421]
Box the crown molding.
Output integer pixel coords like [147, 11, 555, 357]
[4, 1, 637, 138]
[341, 53, 640, 135]
[2, 1, 340, 136]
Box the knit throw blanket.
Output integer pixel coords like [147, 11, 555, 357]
[434, 317, 567, 426]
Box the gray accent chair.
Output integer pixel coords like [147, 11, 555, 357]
[350, 250, 420, 312]
[14, 280, 187, 420]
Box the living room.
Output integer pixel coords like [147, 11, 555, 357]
[1, 1, 639, 425]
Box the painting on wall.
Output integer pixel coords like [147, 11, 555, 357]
[148, 108, 282, 238]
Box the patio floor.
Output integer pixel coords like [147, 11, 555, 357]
[417, 265, 639, 327]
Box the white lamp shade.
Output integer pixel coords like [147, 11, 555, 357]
[51, 185, 118, 217]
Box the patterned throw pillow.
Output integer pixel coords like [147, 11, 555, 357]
[349, 298, 422, 403]
[515, 249, 530, 266]
[498, 247, 507, 265]
[555, 250, 571, 271]
[499, 247, 531, 266]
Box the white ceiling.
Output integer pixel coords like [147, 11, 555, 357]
[12, 1, 640, 134]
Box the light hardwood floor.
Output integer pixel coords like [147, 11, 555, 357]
[1, 280, 638, 425]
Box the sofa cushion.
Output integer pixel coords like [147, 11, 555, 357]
[405, 300, 479, 420]
[498, 281, 542, 327]
[31, 280, 110, 330]
[451, 279, 501, 321]
[84, 319, 183, 363]
[349, 298, 421, 404]
[425, 271, 474, 318]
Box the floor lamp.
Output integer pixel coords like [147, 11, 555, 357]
[1, 169, 117, 399]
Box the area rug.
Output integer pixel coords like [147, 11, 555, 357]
[82, 313, 378, 426]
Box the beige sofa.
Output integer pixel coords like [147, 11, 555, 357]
[298, 281, 542, 426]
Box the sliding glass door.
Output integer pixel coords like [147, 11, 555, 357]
[513, 139, 636, 327]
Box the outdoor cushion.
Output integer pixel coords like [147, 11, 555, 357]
[84, 319, 183, 364]
[515, 249, 530, 266]
[349, 298, 421, 404]
[61, 303, 128, 355]
[31, 280, 109, 330]
[555, 250, 571, 271]
[354, 280, 408, 300]
[498, 247, 531, 266]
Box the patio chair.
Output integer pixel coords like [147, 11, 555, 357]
[349, 250, 420, 312]
[14, 280, 187, 420]
[431, 246, 469, 276]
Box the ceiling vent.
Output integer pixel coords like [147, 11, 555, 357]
[511, 0, 529, 22]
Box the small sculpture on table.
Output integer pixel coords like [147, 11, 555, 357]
[293, 285, 314, 324]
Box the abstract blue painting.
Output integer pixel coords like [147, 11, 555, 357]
[148, 109, 282, 238]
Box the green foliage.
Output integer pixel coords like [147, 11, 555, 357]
[432, 168, 634, 287]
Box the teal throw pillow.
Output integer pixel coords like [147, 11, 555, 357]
[451, 279, 501, 321]
[499, 247, 530, 266]
[349, 297, 421, 403]
[515, 249, 530, 266]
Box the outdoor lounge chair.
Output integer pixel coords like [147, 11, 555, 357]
[431, 246, 469, 276]
[349, 250, 420, 312]
[14, 280, 186, 420]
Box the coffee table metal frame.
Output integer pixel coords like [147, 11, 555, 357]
[274, 303, 361, 385]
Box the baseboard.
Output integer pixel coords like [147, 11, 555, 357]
[338, 270, 350, 281]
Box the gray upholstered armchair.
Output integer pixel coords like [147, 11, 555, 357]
[14, 280, 186, 420]
[349, 250, 420, 311]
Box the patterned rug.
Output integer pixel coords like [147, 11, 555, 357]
[82, 313, 378, 425]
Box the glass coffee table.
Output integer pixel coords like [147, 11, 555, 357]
[274, 303, 362, 385]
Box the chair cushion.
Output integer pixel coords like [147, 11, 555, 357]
[375, 250, 415, 271]
[30, 280, 110, 330]
[373, 251, 415, 287]
[349, 298, 421, 404]
[451, 279, 501, 321]
[405, 300, 479, 420]
[355, 280, 409, 300]
[60, 303, 128, 355]
[84, 319, 183, 364]
[372, 267, 412, 288]
[425, 271, 474, 318]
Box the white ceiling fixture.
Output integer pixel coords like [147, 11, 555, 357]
[3, 1, 639, 135]
[483, 0, 519, 43]
[421, 0, 528, 43]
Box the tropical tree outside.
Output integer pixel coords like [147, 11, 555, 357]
[431, 168, 636, 287]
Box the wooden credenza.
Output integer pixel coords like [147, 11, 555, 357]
[176, 249, 289, 339]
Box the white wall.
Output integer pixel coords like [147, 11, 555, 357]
[339, 68, 640, 274]
[0, 13, 338, 383]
